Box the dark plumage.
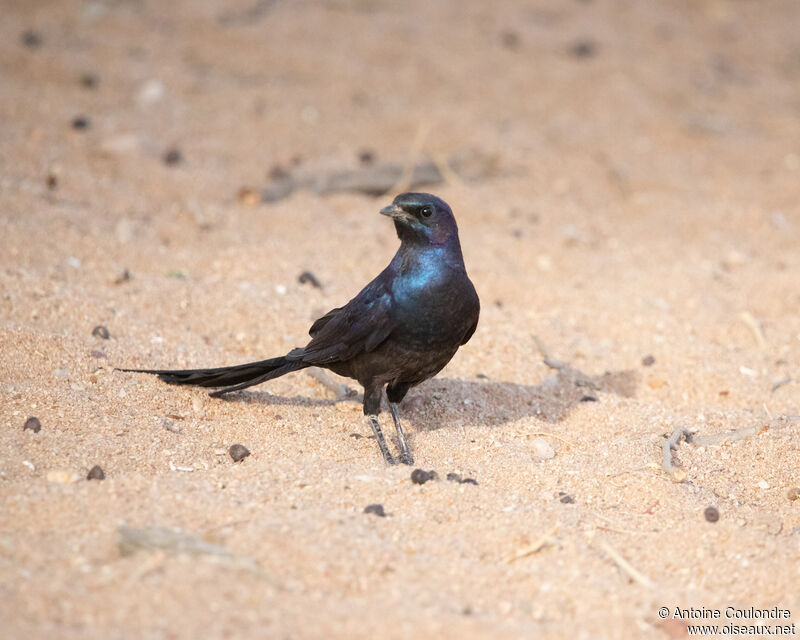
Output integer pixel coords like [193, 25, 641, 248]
[120, 193, 479, 464]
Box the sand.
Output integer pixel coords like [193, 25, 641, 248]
[1, 0, 799, 638]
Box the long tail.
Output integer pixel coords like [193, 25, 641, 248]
[118, 351, 308, 398]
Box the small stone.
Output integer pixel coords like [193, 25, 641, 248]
[559, 494, 575, 504]
[47, 470, 80, 484]
[163, 148, 183, 166]
[460, 478, 478, 485]
[786, 487, 800, 502]
[364, 504, 386, 517]
[580, 395, 598, 402]
[46, 173, 58, 190]
[756, 479, 770, 489]
[92, 325, 110, 339]
[21, 30, 43, 49]
[704, 506, 720, 523]
[411, 468, 437, 485]
[237, 186, 260, 206]
[530, 437, 555, 461]
[500, 30, 521, 50]
[642, 354, 656, 367]
[229, 444, 250, 462]
[358, 149, 376, 165]
[87, 465, 105, 481]
[80, 73, 99, 89]
[71, 115, 90, 130]
[570, 40, 597, 58]
[298, 271, 322, 288]
[23, 416, 41, 433]
[446, 472, 462, 483]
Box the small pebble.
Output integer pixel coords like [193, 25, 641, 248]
[21, 30, 43, 49]
[460, 478, 478, 485]
[237, 186, 260, 206]
[570, 40, 597, 58]
[364, 504, 386, 517]
[71, 115, 90, 130]
[269, 164, 290, 180]
[642, 354, 655, 367]
[446, 472, 462, 483]
[87, 465, 105, 481]
[80, 73, 99, 89]
[46, 174, 58, 190]
[358, 149, 376, 165]
[23, 416, 41, 433]
[475, 373, 488, 379]
[580, 395, 598, 402]
[786, 487, 800, 502]
[92, 325, 110, 339]
[500, 30, 521, 50]
[229, 444, 250, 462]
[411, 468, 437, 485]
[559, 494, 575, 504]
[704, 506, 720, 523]
[298, 271, 322, 288]
[163, 148, 183, 166]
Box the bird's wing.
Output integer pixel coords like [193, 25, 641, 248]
[302, 273, 395, 365]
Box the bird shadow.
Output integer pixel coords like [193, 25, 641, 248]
[216, 363, 638, 430]
[401, 365, 637, 431]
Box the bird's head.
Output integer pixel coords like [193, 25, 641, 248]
[380, 192, 458, 246]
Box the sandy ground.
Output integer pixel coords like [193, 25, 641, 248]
[2, 0, 800, 638]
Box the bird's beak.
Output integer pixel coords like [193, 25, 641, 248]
[380, 204, 413, 224]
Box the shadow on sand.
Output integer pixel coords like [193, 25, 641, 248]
[217, 364, 638, 431]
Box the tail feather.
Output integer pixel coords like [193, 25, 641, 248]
[118, 354, 308, 396]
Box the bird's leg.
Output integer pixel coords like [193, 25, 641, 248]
[389, 402, 413, 465]
[366, 415, 396, 465]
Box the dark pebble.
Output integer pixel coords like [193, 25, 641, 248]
[229, 444, 250, 462]
[411, 468, 437, 485]
[500, 30, 521, 51]
[704, 506, 720, 523]
[71, 115, 90, 130]
[446, 472, 462, 483]
[570, 40, 597, 59]
[476, 373, 488, 379]
[87, 465, 105, 481]
[787, 487, 800, 502]
[580, 395, 598, 402]
[92, 325, 110, 339]
[364, 503, 385, 517]
[163, 148, 183, 166]
[46, 174, 58, 190]
[269, 164, 290, 180]
[358, 149, 376, 165]
[80, 73, 99, 89]
[460, 478, 478, 485]
[23, 416, 42, 433]
[298, 270, 322, 288]
[559, 494, 575, 504]
[642, 354, 656, 367]
[21, 30, 43, 49]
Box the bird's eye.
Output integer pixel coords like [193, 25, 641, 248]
[420, 205, 434, 218]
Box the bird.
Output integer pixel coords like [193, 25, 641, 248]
[120, 193, 480, 465]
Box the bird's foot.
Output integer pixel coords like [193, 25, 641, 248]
[398, 451, 414, 466]
[389, 403, 414, 466]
